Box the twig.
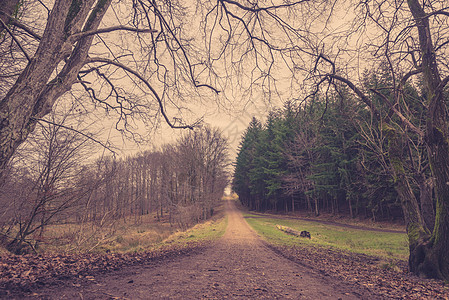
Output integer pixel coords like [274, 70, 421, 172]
[86, 57, 195, 129]
[0, 19, 31, 61]
[31, 117, 116, 154]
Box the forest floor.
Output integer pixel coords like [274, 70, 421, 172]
[1, 199, 448, 299]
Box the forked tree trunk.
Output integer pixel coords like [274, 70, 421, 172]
[382, 124, 433, 274]
[0, 0, 111, 179]
[407, 0, 449, 280]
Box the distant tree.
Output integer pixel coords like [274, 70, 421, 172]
[177, 126, 229, 220]
[232, 117, 262, 210]
[283, 100, 321, 216]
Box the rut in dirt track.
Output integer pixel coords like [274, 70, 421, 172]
[30, 200, 370, 299]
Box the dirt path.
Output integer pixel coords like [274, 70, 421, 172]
[25, 200, 374, 299]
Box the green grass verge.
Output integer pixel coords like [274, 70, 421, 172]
[244, 213, 408, 261]
[87, 215, 228, 254]
[160, 215, 228, 248]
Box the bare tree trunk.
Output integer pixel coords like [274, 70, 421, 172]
[291, 195, 295, 213]
[348, 196, 354, 219]
[382, 123, 432, 274]
[416, 174, 435, 232]
[0, 0, 111, 179]
[407, 0, 449, 280]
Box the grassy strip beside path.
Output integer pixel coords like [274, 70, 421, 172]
[244, 213, 408, 261]
[154, 215, 228, 250]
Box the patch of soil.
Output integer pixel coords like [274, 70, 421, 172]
[0, 241, 207, 299]
[268, 244, 448, 299]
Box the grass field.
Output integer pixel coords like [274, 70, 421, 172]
[244, 213, 409, 261]
[57, 213, 227, 254]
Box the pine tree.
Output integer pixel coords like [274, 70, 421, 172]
[232, 117, 262, 210]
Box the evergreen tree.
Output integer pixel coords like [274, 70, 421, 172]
[232, 117, 262, 210]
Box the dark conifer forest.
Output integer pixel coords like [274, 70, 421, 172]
[233, 67, 432, 224]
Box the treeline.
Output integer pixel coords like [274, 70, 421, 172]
[83, 127, 229, 227]
[233, 67, 433, 224]
[0, 120, 229, 254]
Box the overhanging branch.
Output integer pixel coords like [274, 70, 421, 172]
[31, 117, 116, 155]
[85, 57, 194, 129]
[220, 0, 310, 13]
[326, 73, 379, 118]
[70, 26, 157, 42]
[369, 89, 424, 138]
[10, 19, 42, 40]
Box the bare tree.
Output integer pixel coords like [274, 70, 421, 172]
[176, 126, 230, 221]
[283, 118, 319, 216]
[312, 1, 449, 280]
[0, 104, 97, 254]
[0, 0, 219, 178]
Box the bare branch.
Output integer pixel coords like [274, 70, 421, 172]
[85, 57, 195, 129]
[220, 0, 310, 13]
[0, 18, 31, 62]
[30, 117, 116, 155]
[70, 26, 157, 42]
[149, 4, 221, 94]
[315, 54, 336, 74]
[325, 73, 379, 118]
[400, 68, 422, 87]
[369, 89, 425, 138]
[9, 19, 42, 40]
[424, 7, 449, 18]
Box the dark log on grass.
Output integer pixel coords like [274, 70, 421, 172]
[276, 225, 311, 239]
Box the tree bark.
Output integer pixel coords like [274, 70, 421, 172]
[407, 0, 449, 280]
[416, 174, 435, 232]
[0, 0, 111, 179]
[291, 194, 295, 213]
[314, 196, 319, 216]
[348, 196, 353, 219]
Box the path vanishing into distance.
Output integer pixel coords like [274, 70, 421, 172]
[24, 200, 373, 299]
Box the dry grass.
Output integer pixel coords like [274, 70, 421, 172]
[24, 213, 177, 254]
[0, 200, 228, 255]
